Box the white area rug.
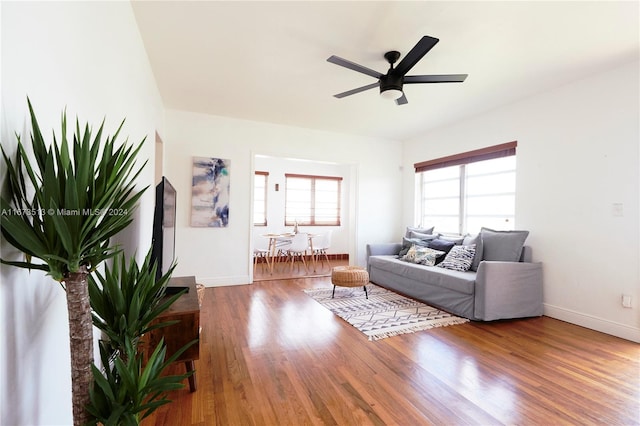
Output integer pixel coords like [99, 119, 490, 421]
[303, 284, 469, 341]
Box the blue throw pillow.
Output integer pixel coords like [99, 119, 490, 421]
[439, 234, 465, 245]
[427, 239, 455, 264]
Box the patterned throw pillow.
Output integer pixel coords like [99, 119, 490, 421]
[402, 245, 445, 266]
[398, 236, 432, 257]
[437, 244, 476, 272]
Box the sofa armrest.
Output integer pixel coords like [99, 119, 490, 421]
[366, 243, 402, 257]
[366, 243, 402, 272]
[474, 261, 543, 321]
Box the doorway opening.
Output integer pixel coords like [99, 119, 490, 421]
[250, 153, 357, 282]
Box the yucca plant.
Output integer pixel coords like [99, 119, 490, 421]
[87, 337, 192, 426]
[89, 249, 183, 354]
[0, 100, 147, 426]
[87, 250, 195, 425]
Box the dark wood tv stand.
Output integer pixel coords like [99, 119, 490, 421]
[146, 275, 200, 392]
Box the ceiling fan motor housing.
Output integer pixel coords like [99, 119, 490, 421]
[380, 73, 403, 95]
[381, 50, 403, 95]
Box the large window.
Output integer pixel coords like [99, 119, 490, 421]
[253, 171, 268, 226]
[285, 174, 341, 226]
[415, 142, 516, 235]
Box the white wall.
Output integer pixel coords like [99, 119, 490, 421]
[402, 61, 640, 342]
[164, 109, 402, 286]
[0, 2, 163, 424]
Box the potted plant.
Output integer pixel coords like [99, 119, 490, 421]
[1, 100, 147, 426]
[87, 250, 195, 425]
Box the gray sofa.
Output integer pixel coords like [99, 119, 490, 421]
[366, 237, 543, 321]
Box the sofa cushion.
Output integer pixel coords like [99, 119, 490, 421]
[409, 231, 439, 241]
[439, 234, 465, 245]
[440, 234, 464, 246]
[480, 227, 529, 262]
[398, 236, 433, 257]
[463, 234, 484, 271]
[438, 244, 476, 272]
[427, 239, 455, 264]
[368, 255, 476, 295]
[405, 226, 435, 238]
[401, 245, 445, 267]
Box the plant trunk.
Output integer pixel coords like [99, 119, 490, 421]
[64, 266, 93, 426]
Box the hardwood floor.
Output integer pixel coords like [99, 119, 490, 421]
[144, 275, 640, 426]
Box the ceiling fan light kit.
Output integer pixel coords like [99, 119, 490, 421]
[328, 35, 468, 105]
[380, 88, 403, 100]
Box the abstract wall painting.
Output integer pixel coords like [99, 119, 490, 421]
[191, 157, 230, 227]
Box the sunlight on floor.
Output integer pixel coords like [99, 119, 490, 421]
[246, 285, 340, 350]
[413, 332, 518, 423]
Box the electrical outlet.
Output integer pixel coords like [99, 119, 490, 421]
[612, 203, 624, 217]
[622, 294, 632, 308]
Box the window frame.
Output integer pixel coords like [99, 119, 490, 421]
[284, 173, 342, 226]
[253, 171, 268, 226]
[415, 142, 517, 235]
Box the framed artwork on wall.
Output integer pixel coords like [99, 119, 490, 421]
[191, 156, 230, 227]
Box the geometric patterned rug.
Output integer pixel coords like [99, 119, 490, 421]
[303, 284, 469, 341]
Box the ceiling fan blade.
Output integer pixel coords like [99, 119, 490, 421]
[327, 55, 383, 79]
[333, 82, 379, 98]
[395, 93, 408, 105]
[404, 74, 468, 84]
[393, 36, 439, 77]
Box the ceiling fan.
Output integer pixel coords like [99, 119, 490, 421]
[327, 35, 467, 105]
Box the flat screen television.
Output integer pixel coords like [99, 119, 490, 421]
[151, 176, 177, 281]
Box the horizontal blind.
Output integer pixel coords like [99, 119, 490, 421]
[285, 173, 343, 181]
[414, 141, 517, 173]
[284, 174, 342, 226]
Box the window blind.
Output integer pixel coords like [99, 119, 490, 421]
[414, 141, 517, 173]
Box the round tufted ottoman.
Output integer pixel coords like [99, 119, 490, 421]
[331, 266, 370, 299]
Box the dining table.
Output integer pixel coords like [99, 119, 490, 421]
[262, 232, 320, 274]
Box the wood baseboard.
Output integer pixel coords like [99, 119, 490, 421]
[255, 253, 349, 264]
[326, 253, 349, 260]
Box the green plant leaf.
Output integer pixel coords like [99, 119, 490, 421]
[1, 100, 147, 278]
[85, 246, 197, 424]
[0, 259, 49, 272]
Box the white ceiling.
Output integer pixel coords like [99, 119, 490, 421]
[132, 1, 639, 141]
